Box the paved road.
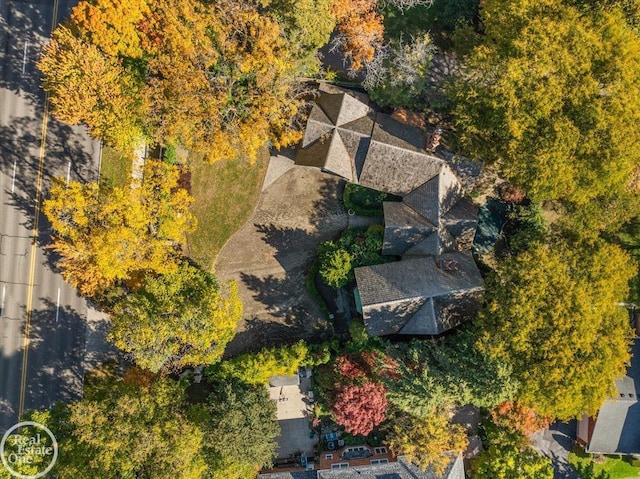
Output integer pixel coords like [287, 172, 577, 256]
[0, 0, 103, 433]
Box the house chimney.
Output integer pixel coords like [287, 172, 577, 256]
[426, 127, 443, 152]
[437, 259, 460, 272]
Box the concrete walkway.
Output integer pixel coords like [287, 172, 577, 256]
[131, 142, 146, 188]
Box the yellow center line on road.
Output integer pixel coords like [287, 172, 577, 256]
[18, 0, 59, 419]
[18, 93, 50, 419]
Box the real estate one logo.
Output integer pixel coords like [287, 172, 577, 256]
[0, 421, 58, 479]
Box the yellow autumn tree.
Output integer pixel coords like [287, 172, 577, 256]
[70, 0, 151, 58]
[330, 0, 385, 71]
[478, 237, 636, 420]
[386, 410, 468, 476]
[37, 26, 144, 150]
[39, 0, 306, 162]
[109, 261, 242, 373]
[43, 160, 196, 296]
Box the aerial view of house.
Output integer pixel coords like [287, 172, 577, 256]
[1, 0, 640, 478]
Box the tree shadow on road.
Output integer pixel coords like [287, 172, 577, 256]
[0, 0, 78, 104]
[0, 115, 98, 274]
[22, 299, 86, 410]
[1, 300, 86, 433]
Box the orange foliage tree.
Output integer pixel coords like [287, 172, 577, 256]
[491, 401, 552, 436]
[330, 0, 384, 71]
[39, 0, 306, 162]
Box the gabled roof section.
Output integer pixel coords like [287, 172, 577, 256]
[403, 165, 462, 223]
[382, 202, 437, 256]
[303, 108, 334, 147]
[355, 253, 484, 336]
[402, 231, 442, 258]
[317, 92, 373, 126]
[588, 339, 640, 455]
[371, 113, 426, 152]
[324, 134, 354, 182]
[359, 143, 444, 195]
[296, 92, 374, 180]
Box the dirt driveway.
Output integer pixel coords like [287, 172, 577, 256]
[215, 162, 348, 357]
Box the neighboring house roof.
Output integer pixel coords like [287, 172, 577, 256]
[317, 455, 465, 479]
[587, 339, 640, 455]
[258, 455, 464, 479]
[269, 375, 301, 387]
[354, 253, 484, 336]
[258, 471, 318, 479]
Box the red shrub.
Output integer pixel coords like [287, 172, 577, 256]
[335, 355, 367, 381]
[332, 381, 388, 436]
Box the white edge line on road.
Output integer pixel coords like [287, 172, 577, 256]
[11, 158, 16, 194]
[66, 160, 71, 184]
[55, 287, 60, 323]
[22, 41, 28, 75]
[1, 284, 5, 315]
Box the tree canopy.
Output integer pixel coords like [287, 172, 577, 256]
[44, 370, 207, 479]
[194, 381, 280, 479]
[43, 160, 195, 296]
[28, 368, 279, 479]
[471, 443, 554, 479]
[478, 237, 635, 419]
[386, 411, 468, 476]
[39, 0, 307, 161]
[451, 0, 640, 230]
[383, 334, 517, 418]
[214, 341, 309, 384]
[109, 261, 242, 372]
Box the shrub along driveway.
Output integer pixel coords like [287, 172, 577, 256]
[215, 162, 348, 357]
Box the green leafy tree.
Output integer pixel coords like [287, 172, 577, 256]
[505, 202, 548, 255]
[195, 381, 279, 479]
[451, 0, 640, 230]
[384, 334, 517, 417]
[44, 370, 207, 479]
[213, 341, 309, 384]
[471, 443, 554, 479]
[319, 248, 353, 289]
[262, 0, 336, 74]
[478, 237, 635, 419]
[109, 261, 242, 372]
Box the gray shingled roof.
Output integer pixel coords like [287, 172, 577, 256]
[296, 92, 374, 180]
[588, 339, 640, 454]
[359, 141, 444, 196]
[354, 253, 484, 336]
[382, 202, 437, 256]
[298, 88, 483, 337]
[259, 471, 318, 479]
[316, 455, 464, 479]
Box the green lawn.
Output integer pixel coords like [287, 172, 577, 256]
[99, 146, 131, 189]
[186, 147, 269, 271]
[569, 447, 640, 479]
